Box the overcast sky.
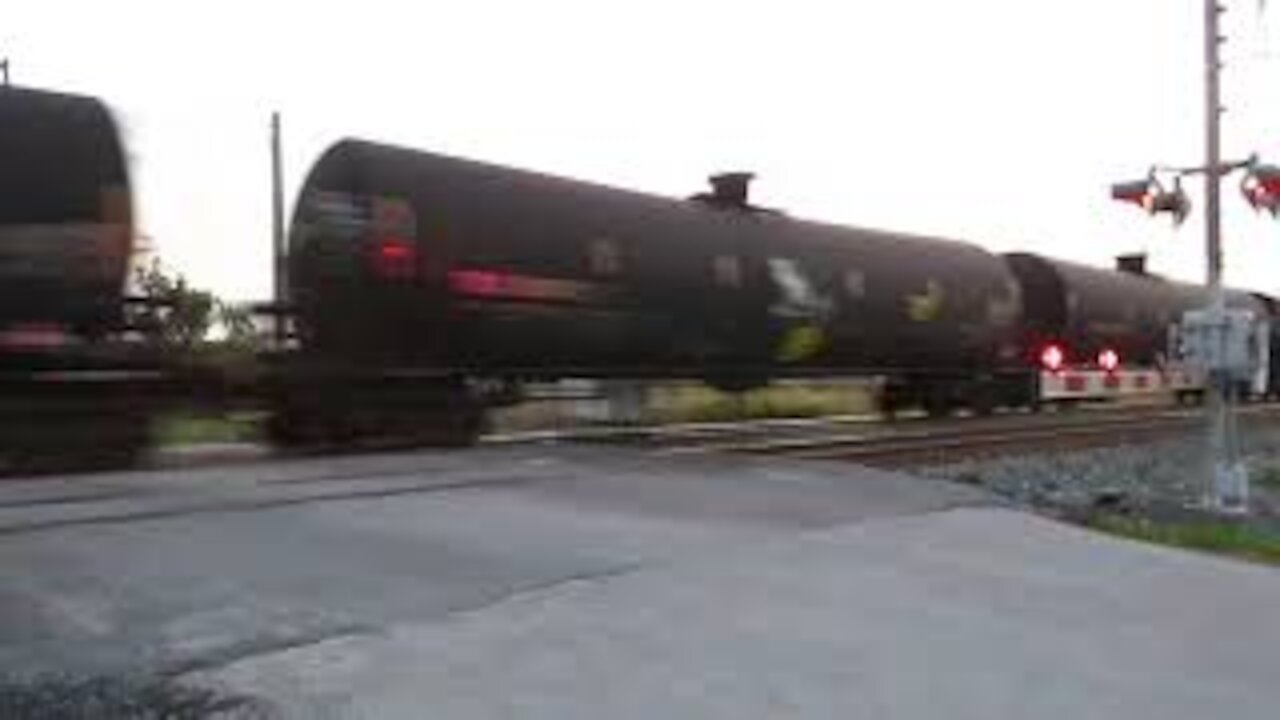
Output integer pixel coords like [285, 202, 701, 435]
[6, 1, 1280, 300]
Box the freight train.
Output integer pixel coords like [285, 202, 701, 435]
[1, 85, 1276, 470]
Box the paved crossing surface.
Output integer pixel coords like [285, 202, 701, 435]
[1, 445, 1277, 717]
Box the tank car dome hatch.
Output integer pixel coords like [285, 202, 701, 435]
[689, 171, 782, 215]
[1115, 253, 1148, 276]
[709, 172, 753, 206]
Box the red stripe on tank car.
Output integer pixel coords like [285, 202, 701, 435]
[448, 269, 598, 303]
[449, 269, 507, 297]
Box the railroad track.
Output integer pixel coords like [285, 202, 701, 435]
[49, 401, 1280, 476]
[697, 404, 1280, 467]
[510, 402, 1280, 468]
[490, 402, 1196, 449]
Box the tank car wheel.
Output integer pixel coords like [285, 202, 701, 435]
[1176, 390, 1205, 406]
[1, 410, 148, 475]
[420, 402, 486, 447]
[75, 416, 149, 470]
[265, 411, 307, 449]
[966, 382, 996, 417]
[877, 395, 899, 421]
[922, 386, 953, 419]
[877, 380, 908, 421]
[265, 404, 349, 450]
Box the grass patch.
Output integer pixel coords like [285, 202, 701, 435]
[153, 413, 263, 446]
[490, 379, 879, 432]
[1256, 465, 1280, 490]
[1087, 514, 1280, 566]
[649, 381, 876, 424]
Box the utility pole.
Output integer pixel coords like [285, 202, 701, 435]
[1, 58, 10, 86]
[270, 111, 287, 345]
[1203, 0, 1249, 512]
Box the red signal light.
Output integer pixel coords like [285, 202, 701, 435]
[1242, 167, 1280, 217]
[1040, 344, 1065, 372]
[1244, 183, 1268, 208]
[370, 237, 418, 279]
[1098, 348, 1120, 372]
[1253, 165, 1280, 194]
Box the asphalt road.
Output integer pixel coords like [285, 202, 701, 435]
[2, 445, 1278, 718]
[0, 445, 988, 679]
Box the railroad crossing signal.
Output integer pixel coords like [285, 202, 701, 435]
[1150, 185, 1191, 225]
[1111, 180, 1155, 208]
[1241, 164, 1280, 217]
[1110, 177, 1191, 226]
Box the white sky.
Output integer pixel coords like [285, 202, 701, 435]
[6, 0, 1280, 300]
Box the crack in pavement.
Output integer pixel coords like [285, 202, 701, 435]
[159, 623, 382, 679]
[168, 564, 645, 679]
[433, 563, 647, 623]
[0, 474, 544, 538]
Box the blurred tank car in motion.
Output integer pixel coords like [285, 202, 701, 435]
[1, 84, 1276, 470]
[0, 86, 152, 466]
[287, 140, 1275, 421]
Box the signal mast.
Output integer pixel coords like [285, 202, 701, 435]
[1110, 0, 1277, 513]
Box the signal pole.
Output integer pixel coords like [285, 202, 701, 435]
[1205, 0, 1224, 298]
[1203, 0, 1248, 511]
[1, 58, 9, 86]
[270, 112, 287, 345]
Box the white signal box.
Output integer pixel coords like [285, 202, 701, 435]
[1175, 309, 1270, 392]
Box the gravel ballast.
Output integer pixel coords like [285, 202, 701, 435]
[916, 419, 1280, 527]
[0, 675, 274, 719]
